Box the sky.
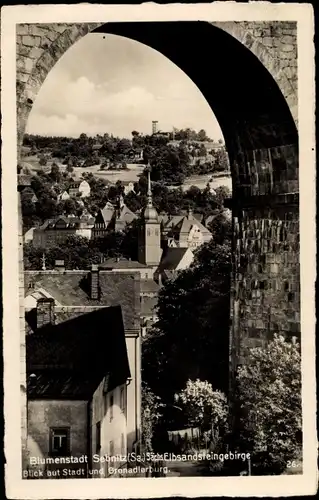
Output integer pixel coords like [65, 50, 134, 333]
[26, 33, 224, 141]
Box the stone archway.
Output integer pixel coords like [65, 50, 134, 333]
[16, 21, 297, 145]
[16, 21, 299, 387]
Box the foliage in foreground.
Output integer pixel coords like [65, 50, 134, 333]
[235, 334, 302, 474]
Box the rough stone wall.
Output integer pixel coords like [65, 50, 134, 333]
[213, 21, 298, 126]
[230, 201, 300, 380]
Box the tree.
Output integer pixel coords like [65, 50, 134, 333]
[57, 198, 77, 216]
[50, 163, 61, 183]
[141, 382, 163, 453]
[235, 334, 302, 474]
[24, 236, 102, 270]
[66, 164, 74, 173]
[213, 185, 231, 207]
[39, 154, 47, 166]
[212, 148, 230, 172]
[197, 129, 208, 141]
[175, 379, 228, 438]
[199, 144, 207, 157]
[208, 210, 232, 245]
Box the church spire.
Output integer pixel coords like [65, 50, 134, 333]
[147, 166, 153, 208]
[143, 165, 158, 222]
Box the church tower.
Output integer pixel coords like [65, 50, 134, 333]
[138, 169, 161, 266]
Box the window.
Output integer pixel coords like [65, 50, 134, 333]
[120, 387, 125, 412]
[109, 393, 114, 421]
[50, 428, 70, 457]
[96, 422, 101, 454]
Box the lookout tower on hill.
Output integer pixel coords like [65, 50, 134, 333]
[152, 120, 158, 135]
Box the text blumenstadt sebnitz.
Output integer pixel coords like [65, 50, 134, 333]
[30, 451, 251, 466]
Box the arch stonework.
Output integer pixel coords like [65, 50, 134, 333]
[17, 22, 299, 440]
[16, 21, 297, 147]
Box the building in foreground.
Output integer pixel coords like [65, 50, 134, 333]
[26, 304, 131, 478]
[24, 268, 142, 475]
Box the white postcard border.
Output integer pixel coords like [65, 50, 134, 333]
[1, 2, 317, 498]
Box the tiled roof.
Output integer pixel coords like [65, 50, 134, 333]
[140, 279, 160, 293]
[18, 174, 32, 187]
[101, 258, 148, 269]
[36, 216, 95, 231]
[100, 203, 115, 225]
[68, 180, 82, 188]
[24, 271, 141, 331]
[98, 203, 136, 228]
[172, 216, 212, 237]
[162, 269, 174, 280]
[27, 306, 131, 399]
[117, 205, 137, 223]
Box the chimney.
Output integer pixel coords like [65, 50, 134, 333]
[90, 264, 100, 300]
[55, 259, 65, 271]
[37, 298, 55, 329]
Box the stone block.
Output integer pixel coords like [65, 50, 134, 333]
[262, 36, 274, 47]
[45, 29, 60, 42]
[281, 44, 295, 52]
[281, 35, 295, 44]
[16, 24, 29, 36]
[17, 45, 31, 58]
[281, 50, 296, 60]
[282, 28, 296, 35]
[29, 25, 48, 38]
[22, 35, 36, 47]
[52, 24, 69, 34]
[16, 72, 29, 83]
[17, 56, 34, 73]
[283, 66, 297, 80]
[28, 47, 43, 61]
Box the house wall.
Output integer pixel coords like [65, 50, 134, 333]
[79, 181, 90, 198]
[187, 226, 204, 249]
[59, 191, 70, 201]
[33, 228, 77, 248]
[125, 332, 142, 454]
[90, 380, 127, 475]
[24, 228, 34, 243]
[75, 227, 92, 239]
[27, 399, 88, 472]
